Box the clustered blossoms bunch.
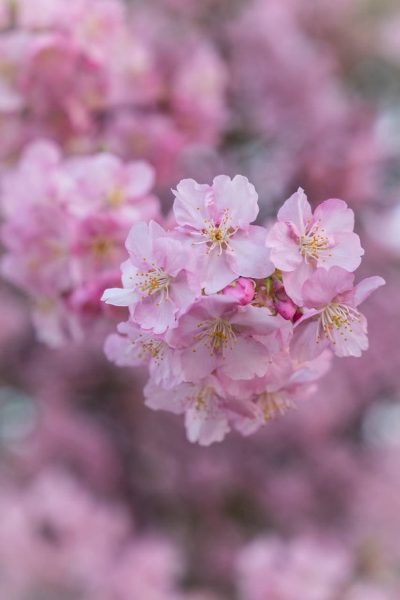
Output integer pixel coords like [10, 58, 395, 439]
[102, 176, 384, 445]
[0, 140, 159, 346]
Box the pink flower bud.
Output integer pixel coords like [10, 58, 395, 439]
[222, 278, 255, 305]
[274, 297, 297, 320]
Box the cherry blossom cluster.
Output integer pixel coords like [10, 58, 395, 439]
[0, 140, 160, 346]
[0, 0, 228, 182]
[102, 176, 384, 445]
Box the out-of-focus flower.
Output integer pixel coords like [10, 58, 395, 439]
[0, 469, 184, 599]
[0, 140, 160, 345]
[236, 535, 353, 600]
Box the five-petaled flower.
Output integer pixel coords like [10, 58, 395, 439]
[173, 175, 274, 294]
[292, 267, 385, 359]
[102, 221, 200, 334]
[267, 188, 364, 305]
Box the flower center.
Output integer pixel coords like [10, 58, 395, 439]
[191, 386, 213, 411]
[299, 221, 332, 263]
[258, 392, 294, 422]
[195, 209, 238, 255]
[194, 317, 236, 355]
[91, 236, 114, 258]
[107, 187, 125, 207]
[137, 335, 165, 363]
[318, 302, 361, 343]
[136, 268, 170, 302]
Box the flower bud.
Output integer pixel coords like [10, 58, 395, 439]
[221, 277, 255, 305]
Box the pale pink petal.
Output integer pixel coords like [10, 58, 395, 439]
[101, 287, 136, 306]
[228, 226, 275, 279]
[121, 260, 138, 288]
[290, 319, 328, 362]
[302, 267, 354, 308]
[277, 188, 311, 235]
[144, 380, 187, 415]
[266, 222, 302, 271]
[104, 333, 141, 367]
[318, 232, 364, 272]
[185, 407, 230, 446]
[153, 237, 188, 275]
[231, 305, 283, 336]
[133, 298, 177, 334]
[124, 161, 155, 197]
[352, 276, 385, 307]
[331, 315, 368, 357]
[314, 198, 355, 234]
[288, 350, 332, 384]
[125, 221, 153, 262]
[173, 179, 210, 229]
[169, 277, 198, 313]
[203, 251, 235, 294]
[181, 343, 219, 381]
[149, 346, 184, 389]
[282, 261, 313, 306]
[221, 337, 270, 380]
[211, 174, 259, 226]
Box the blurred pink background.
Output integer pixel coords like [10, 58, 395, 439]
[0, 0, 399, 598]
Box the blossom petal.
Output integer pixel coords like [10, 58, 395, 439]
[144, 380, 187, 415]
[203, 251, 235, 294]
[133, 297, 176, 334]
[291, 319, 328, 362]
[211, 174, 259, 227]
[125, 221, 153, 263]
[277, 188, 311, 235]
[318, 232, 364, 272]
[331, 314, 368, 357]
[228, 226, 275, 279]
[101, 287, 136, 306]
[353, 276, 385, 307]
[282, 261, 313, 306]
[266, 222, 302, 271]
[181, 342, 219, 381]
[302, 267, 354, 308]
[220, 337, 270, 380]
[173, 179, 210, 229]
[314, 198, 355, 234]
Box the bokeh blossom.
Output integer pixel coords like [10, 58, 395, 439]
[0, 139, 160, 345]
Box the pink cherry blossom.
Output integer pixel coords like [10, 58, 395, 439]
[66, 153, 158, 222]
[102, 221, 200, 334]
[105, 321, 183, 389]
[173, 175, 274, 293]
[267, 188, 364, 305]
[144, 376, 233, 446]
[167, 295, 286, 382]
[0, 140, 161, 346]
[293, 267, 385, 359]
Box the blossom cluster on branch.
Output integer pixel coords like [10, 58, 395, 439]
[0, 140, 159, 345]
[102, 176, 384, 445]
